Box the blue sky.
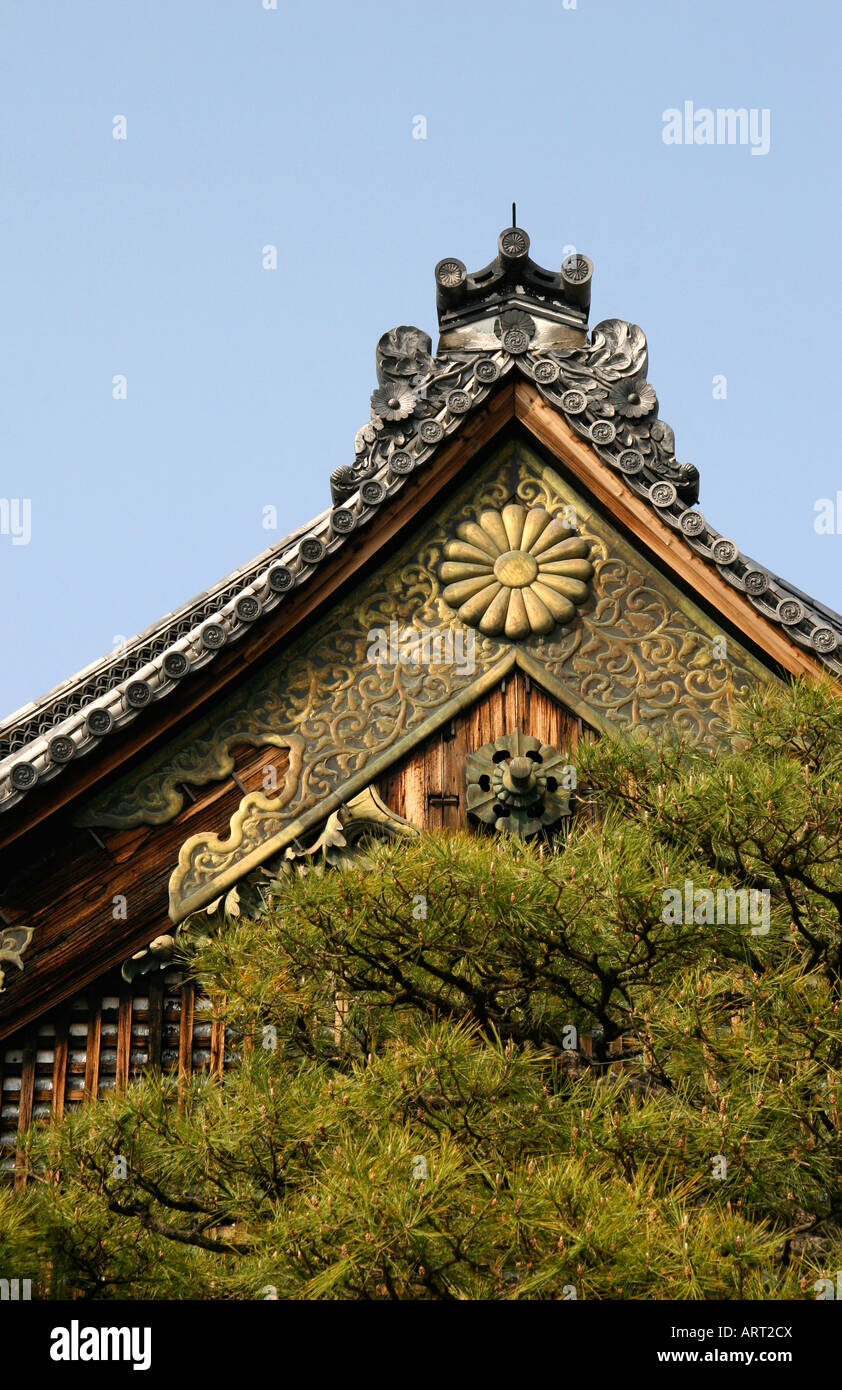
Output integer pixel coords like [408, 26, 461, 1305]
[1, 0, 840, 717]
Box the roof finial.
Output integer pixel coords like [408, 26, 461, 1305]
[434, 224, 595, 340]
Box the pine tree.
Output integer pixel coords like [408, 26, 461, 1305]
[2, 677, 841, 1300]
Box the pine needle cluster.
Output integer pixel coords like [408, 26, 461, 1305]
[2, 678, 841, 1299]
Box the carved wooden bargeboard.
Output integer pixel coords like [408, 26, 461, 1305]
[1, 223, 838, 1176]
[74, 437, 770, 922]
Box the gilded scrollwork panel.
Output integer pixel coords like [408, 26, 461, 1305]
[0, 923, 34, 993]
[75, 731, 307, 829]
[72, 438, 772, 922]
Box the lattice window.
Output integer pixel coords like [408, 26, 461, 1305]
[0, 966, 228, 1186]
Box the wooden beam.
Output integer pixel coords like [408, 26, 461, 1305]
[0, 775, 250, 1044]
[178, 982, 194, 1108]
[147, 977, 163, 1071]
[210, 1003, 225, 1080]
[514, 382, 826, 681]
[0, 387, 517, 851]
[115, 990, 132, 1093]
[83, 1000, 101, 1100]
[13, 1027, 36, 1190]
[51, 1011, 69, 1121]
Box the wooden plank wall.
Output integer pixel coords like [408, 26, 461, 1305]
[377, 670, 590, 829]
[0, 674, 592, 1180]
[0, 740, 290, 1043]
[0, 966, 228, 1184]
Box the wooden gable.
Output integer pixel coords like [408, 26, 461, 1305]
[1, 227, 840, 1159]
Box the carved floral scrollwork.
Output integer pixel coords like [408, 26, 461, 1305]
[528, 319, 698, 502]
[64, 439, 769, 922]
[0, 923, 34, 994]
[159, 441, 769, 921]
[375, 326, 433, 384]
[121, 788, 414, 982]
[76, 732, 307, 831]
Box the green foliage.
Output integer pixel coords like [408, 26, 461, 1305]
[2, 677, 841, 1299]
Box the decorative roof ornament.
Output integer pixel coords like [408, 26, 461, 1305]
[439, 504, 594, 640]
[0, 922, 34, 993]
[375, 325, 433, 383]
[0, 224, 839, 814]
[434, 224, 593, 352]
[466, 732, 574, 838]
[121, 786, 414, 981]
[330, 225, 698, 509]
[122, 933, 178, 983]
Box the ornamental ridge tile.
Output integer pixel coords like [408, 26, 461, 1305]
[0, 226, 839, 813]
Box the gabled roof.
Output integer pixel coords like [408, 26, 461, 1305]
[1, 225, 839, 816]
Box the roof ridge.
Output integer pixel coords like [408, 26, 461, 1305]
[1, 227, 838, 814]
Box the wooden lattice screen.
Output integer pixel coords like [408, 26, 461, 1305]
[0, 967, 228, 1187]
[1, 676, 595, 1187]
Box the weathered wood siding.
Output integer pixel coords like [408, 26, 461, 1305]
[377, 671, 589, 829]
[0, 741, 289, 1043]
[0, 967, 228, 1185]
